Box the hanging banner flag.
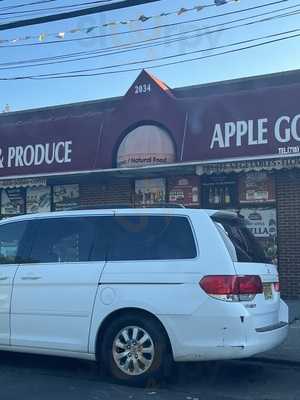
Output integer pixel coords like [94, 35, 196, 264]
[0, 0, 237, 46]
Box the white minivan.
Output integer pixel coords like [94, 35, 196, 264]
[0, 208, 288, 385]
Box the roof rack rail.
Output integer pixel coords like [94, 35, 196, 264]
[135, 203, 185, 209]
[70, 203, 185, 210]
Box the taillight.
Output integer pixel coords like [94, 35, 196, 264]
[199, 275, 263, 302]
[238, 276, 263, 294]
[274, 282, 280, 292]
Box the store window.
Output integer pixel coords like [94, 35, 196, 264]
[26, 186, 51, 214]
[1, 188, 26, 216]
[53, 184, 80, 211]
[239, 172, 275, 204]
[238, 172, 277, 263]
[202, 174, 237, 209]
[0, 178, 50, 218]
[168, 176, 199, 207]
[135, 178, 166, 206]
[238, 208, 277, 263]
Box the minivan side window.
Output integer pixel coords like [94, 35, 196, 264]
[90, 217, 110, 261]
[0, 221, 28, 264]
[107, 216, 197, 261]
[29, 218, 97, 263]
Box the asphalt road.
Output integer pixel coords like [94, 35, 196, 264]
[0, 351, 299, 400]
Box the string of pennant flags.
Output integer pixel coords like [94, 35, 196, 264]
[0, 0, 239, 45]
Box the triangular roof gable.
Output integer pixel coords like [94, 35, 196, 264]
[121, 69, 175, 102]
[144, 70, 173, 93]
[98, 71, 186, 169]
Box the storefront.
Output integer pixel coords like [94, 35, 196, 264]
[1, 69, 300, 298]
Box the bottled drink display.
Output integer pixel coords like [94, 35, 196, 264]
[214, 187, 220, 205]
[225, 187, 231, 204]
[207, 185, 233, 207]
[209, 187, 214, 204]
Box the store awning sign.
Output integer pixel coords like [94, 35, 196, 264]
[209, 115, 300, 155]
[196, 157, 300, 175]
[0, 177, 47, 188]
[1, 71, 300, 179]
[0, 141, 72, 169]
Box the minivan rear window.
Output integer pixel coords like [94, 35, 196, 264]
[212, 215, 268, 264]
[107, 215, 197, 261]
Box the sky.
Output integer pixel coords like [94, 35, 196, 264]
[1, 0, 300, 112]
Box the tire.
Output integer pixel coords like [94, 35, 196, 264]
[100, 314, 168, 386]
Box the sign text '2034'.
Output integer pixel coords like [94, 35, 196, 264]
[134, 83, 151, 95]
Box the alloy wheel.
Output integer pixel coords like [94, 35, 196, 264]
[112, 325, 155, 376]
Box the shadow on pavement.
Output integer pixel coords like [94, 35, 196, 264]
[0, 351, 299, 400]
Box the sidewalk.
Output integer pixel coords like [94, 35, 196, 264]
[256, 299, 300, 364]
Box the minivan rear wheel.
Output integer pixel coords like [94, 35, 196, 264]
[100, 315, 168, 386]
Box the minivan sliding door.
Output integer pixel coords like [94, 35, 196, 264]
[10, 215, 111, 353]
[0, 221, 29, 346]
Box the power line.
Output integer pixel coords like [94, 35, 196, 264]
[1, 28, 299, 80]
[0, 0, 55, 3]
[30, 28, 300, 77]
[0, 0, 233, 32]
[0, 0, 58, 12]
[0, 0, 289, 48]
[0, 0, 162, 31]
[0, 0, 225, 25]
[1, 5, 299, 70]
[0, 0, 120, 17]
[36, 32, 300, 80]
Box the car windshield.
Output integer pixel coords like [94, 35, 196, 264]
[212, 214, 268, 263]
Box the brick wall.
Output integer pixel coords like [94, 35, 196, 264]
[80, 179, 133, 208]
[276, 170, 300, 298]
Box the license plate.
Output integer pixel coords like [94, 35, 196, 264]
[263, 284, 273, 300]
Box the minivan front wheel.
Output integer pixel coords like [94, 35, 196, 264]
[101, 315, 168, 385]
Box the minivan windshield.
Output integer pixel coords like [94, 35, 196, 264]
[212, 214, 268, 264]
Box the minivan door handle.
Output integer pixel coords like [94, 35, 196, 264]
[0, 276, 8, 281]
[21, 276, 41, 281]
